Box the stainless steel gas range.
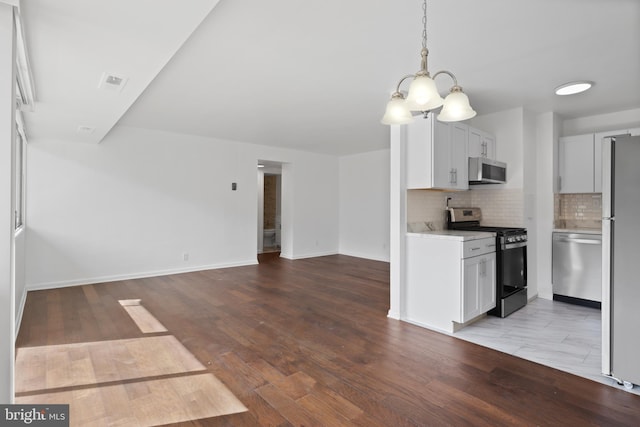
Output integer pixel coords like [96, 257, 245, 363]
[447, 207, 527, 317]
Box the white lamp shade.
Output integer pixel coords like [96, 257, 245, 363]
[381, 96, 413, 125]
[405, 75, 444, 111]
[437, 90, 476, 122]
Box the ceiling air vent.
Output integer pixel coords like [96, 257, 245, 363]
[77, 125, 95, 134]
[98, 72, 128, 93]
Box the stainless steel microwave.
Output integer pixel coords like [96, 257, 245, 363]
[468, 157, 507, 184]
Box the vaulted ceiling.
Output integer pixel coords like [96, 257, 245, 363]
[21, 0, 640, 155]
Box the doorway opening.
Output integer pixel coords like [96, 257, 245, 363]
[257, 161, 282, 260]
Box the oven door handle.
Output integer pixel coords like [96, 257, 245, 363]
[502, 241, 527, 250]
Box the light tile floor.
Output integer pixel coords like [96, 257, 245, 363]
[453, 298, 640, 395]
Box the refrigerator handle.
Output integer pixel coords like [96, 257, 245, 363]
[602, 139, 613, 218]
[602, 218, 613, 376]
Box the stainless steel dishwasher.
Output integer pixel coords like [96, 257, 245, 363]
[552, 232, 602, 308]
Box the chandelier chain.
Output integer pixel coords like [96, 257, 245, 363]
[421, 0, 427, 49]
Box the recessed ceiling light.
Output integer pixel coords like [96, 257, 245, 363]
[257, 164, 265, 168]
[555, 81, 593, 96]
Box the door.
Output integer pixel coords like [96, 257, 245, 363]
[500, 243, 527, 290]
[462, 256, 482, 322]
[451, 123, 469, 190]
[469, 128, 495, 160]
[468, 128, 484, 158]
[552, 233, 602, 301]
[462, 253, 495, 322]
[432, 119, 453, 188]
[611, 136, 640, 385]
[480, 253, 496, 313]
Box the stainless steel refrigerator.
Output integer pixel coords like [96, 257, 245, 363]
[602, 134, 640, 388]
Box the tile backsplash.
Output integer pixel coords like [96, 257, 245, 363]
[407, 188, 524, 230]
[554, 193, 602, 230]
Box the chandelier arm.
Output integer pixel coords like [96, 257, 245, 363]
[432, 70, 459, 87]
[394, 74, 418, 94]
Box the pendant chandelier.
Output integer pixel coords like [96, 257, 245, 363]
[381, 0, 476, 125]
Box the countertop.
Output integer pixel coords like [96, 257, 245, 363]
[553, 229, 602, 235]
[407, 230, 496, 242]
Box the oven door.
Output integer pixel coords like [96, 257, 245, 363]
[500, 241, 527, 290]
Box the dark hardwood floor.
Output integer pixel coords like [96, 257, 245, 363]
[17, 255, 640, 426]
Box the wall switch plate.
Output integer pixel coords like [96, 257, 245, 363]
[232, 183, 237, 191]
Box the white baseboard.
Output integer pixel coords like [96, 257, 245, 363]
[26, 259, 259, 291]
[14, 289, 28, 339]
[400, 317, 454, 335]
[283, 250, 338, 260]
[338, 250, 390, 263]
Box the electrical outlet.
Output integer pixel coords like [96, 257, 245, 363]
[183, 252, 189, 261]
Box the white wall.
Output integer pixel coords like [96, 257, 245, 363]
[561, 108, 640, 136]
[338, 149, 390, 262]
[535, 112, 560, 300]
[522, 110, 538, 298]
[25, 125, 340, 288]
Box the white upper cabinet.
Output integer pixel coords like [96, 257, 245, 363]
[468, 128, 496, 160]
[558, 134, 595, 193]
[406, 114, 469, 191]
[451, 123, 469, 189]
[559, 129, 632, 193]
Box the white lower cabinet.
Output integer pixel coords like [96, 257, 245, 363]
[405, 233, 496, 333]
[462, 252, 496, 322]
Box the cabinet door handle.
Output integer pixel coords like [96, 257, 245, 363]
[470, 247, 481, 251]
